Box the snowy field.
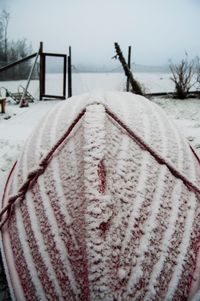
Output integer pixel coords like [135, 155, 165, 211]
[0, 72, 174, 98]
[0, 72, 200, 199]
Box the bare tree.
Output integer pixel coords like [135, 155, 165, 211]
[1, 10, 10, 62]
[170, 55, 196, 99]
[195, 57, 200, 93]
[0, 10, 34, 80]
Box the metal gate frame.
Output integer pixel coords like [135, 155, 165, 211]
[39, 52, 67, 100]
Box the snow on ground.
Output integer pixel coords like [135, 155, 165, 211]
[152, 97, 200, 152]
[0, 100, 60, 197]
[0, 72, 173, 98]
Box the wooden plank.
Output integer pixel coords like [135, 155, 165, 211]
[145, 92, 173, 97]
[41, 94, 66, 99]
[0, 53, 37, 72]
[42, 52, 67, 57]
[145, 91, 200, 97]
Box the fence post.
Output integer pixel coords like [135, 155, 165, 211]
[126, 46, 131, 91]
[68, 46, 72, 98]
[114, 42, 143, 95]
[63, 54, 67, 99]
[39, 42, 45, 100]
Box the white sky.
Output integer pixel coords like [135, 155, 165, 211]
[0, 0, 200, 68]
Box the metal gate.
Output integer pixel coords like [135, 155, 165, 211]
[39, 52, 67, 100]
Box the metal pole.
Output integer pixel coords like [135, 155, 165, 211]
[19, 48, 40, 107]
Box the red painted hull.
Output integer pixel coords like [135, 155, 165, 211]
[1, 92, 200, 300]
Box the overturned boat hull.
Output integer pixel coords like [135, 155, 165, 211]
[1, 92, 200, 300]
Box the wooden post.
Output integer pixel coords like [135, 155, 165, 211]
[0, 98, 6, 113]
[126, 46, 131, 92]
[68, 46, 72, 98]
[39, 42, 45, 100]
[114, 42, 143, 95]
[63, 55, 67, 99]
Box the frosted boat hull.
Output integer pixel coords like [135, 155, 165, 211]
[1, 92, 200, 301]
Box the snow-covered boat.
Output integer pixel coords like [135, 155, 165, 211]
[1, 92, 200, 300]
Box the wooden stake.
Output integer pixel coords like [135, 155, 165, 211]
[126, 46, 131, 91]
[39, 42, 45, 100]
[68, 46, 72, 98]
[114, 42, 143, 95]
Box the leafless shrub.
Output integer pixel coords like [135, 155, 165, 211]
[195, 57, 200, 92]
[170, 55, 196, 99]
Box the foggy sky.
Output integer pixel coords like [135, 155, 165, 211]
[1, 0, 200, 68]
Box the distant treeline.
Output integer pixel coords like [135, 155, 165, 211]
[0, 9, 38, 81]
